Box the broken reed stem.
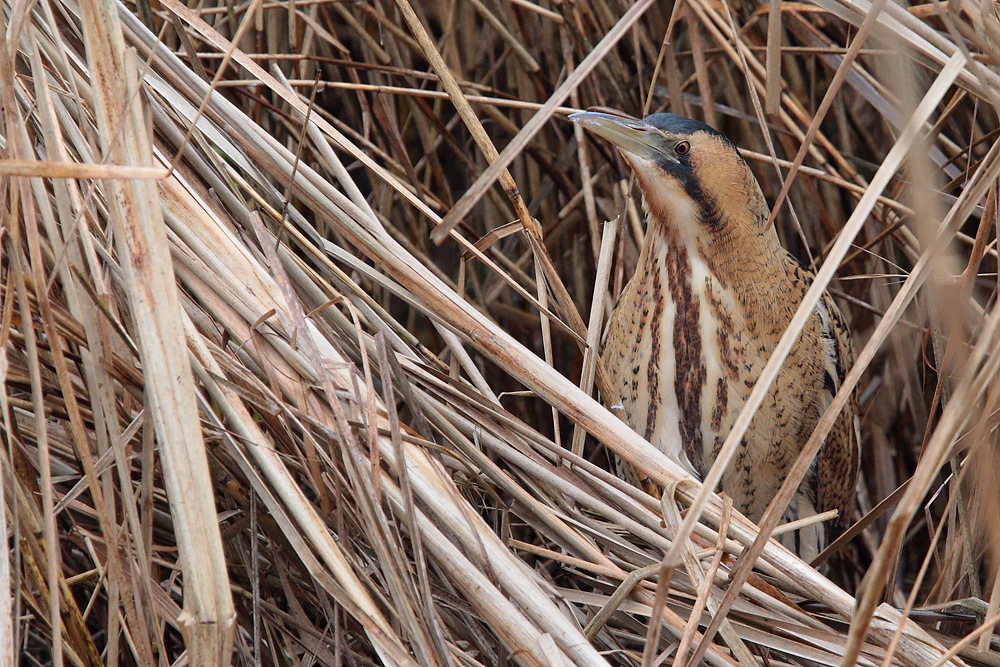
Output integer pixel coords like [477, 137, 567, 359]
[77, 3, 236, 661]
[7, 0, 1000, 664]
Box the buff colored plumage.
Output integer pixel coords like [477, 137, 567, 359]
[572, 110, 860, 561]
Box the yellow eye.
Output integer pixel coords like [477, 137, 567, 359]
[675, 141, 691, 156]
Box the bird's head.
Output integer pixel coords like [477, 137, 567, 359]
[570, 110, 772, 254]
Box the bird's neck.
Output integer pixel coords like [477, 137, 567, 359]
[638, 211, 803, 337]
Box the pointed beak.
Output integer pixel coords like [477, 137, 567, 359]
[569, 111, 678, 164]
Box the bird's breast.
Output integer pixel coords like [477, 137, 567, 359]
[602, 227, 838, 528]
[602, 229, 751, 480]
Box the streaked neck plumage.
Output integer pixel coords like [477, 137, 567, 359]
[634, 169, 805, 342]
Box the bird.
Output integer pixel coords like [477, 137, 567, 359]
[570, 109, 860, 561]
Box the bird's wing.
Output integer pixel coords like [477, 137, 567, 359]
[814, 294, 861, 525]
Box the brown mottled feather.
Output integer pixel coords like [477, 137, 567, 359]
[587, 112, 860, 561]
[815, 292, 861, 523]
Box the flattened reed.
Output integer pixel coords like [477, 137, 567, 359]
[2, 0, 999, 665]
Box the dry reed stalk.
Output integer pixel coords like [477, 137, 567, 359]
[4, 0, 1000, 664]
[77, 0, 235, 663]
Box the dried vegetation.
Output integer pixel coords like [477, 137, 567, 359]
[2, 0, 1000, 665]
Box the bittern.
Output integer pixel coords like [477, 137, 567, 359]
[572, 110, 860, 560]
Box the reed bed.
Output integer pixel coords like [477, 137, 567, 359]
[2, 0, 999, 664]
